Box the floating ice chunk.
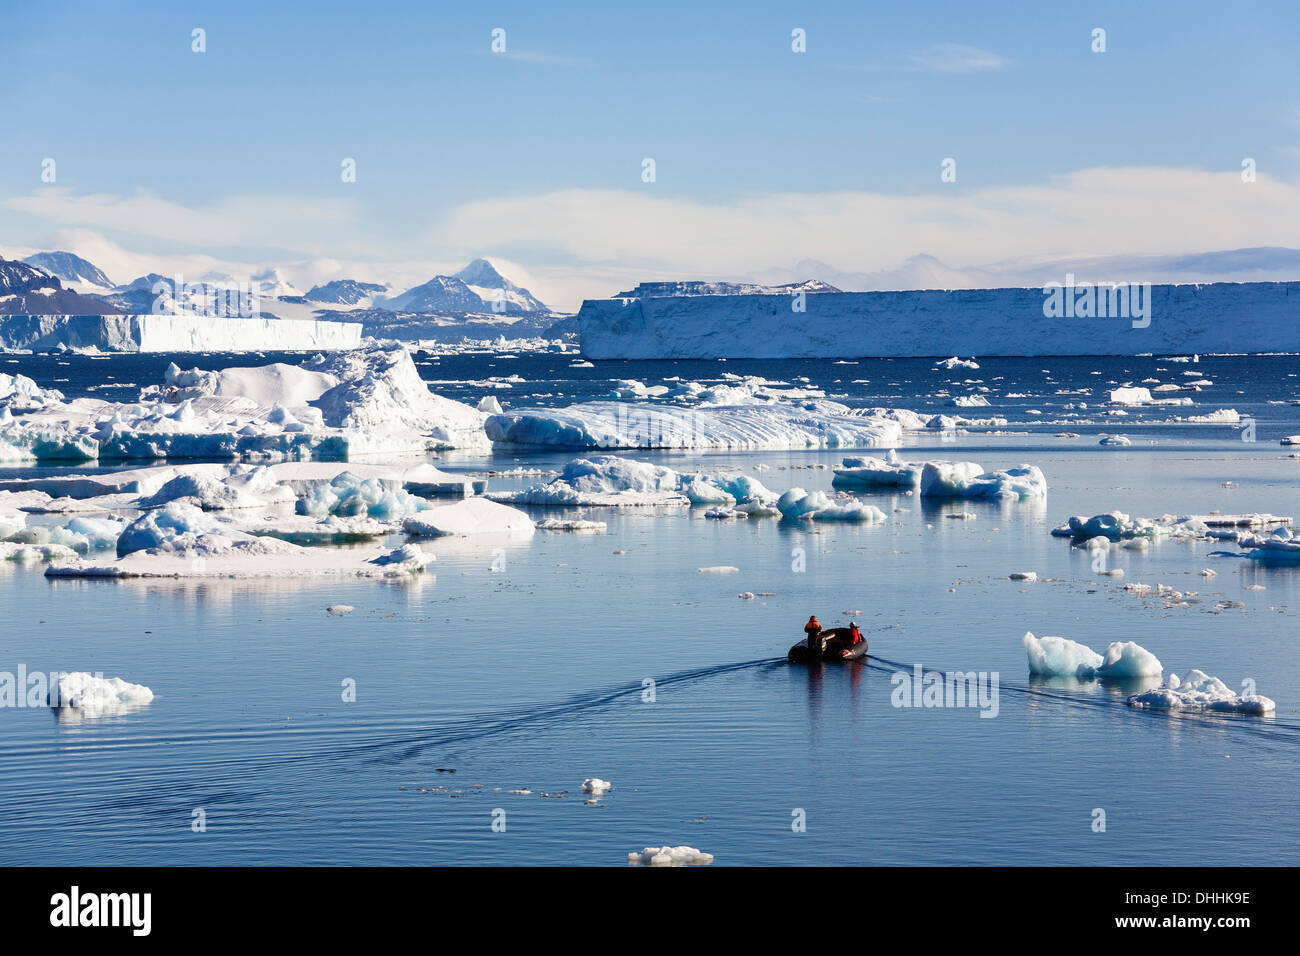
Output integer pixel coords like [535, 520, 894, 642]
[1240, 526, 1300, 563]
[1009, 571, 1038, 581]
[297, 471, 429, 520]
[777, 488, 887, 522]
[1052, 511, 1205, 541]
[1095, 641, 1163, 679]
[947, 395, 991, 407]
[698, 565, 739, 573]
[49, 672, 154, 714]
[1128, 670, 1275, 715]
[491, 456, 690, 507]
[1185, 409, 1240, 423]
[1023, 632, 1104, 680]
[1023, 632, 1161, 680]
[139, 465, 294, 511]
[581, 778, 613, 795]
[402, 498, 534, 537]
[936, 356, 980, 370]
[832, 450, 925, 488]
[368, 543, 431, 572]
[627, 846, 714, 866]
[1, 542, 79, 563]
[485, 400, 905, 450]
[477, 395, 504, 414]
[1109, 387, 1192, 406]
[116, 502, 233, 556]
[326, 605, 354, 615]
[535, 519, 607, 532]
[920, 462, 1046, 499]
[1099, 435, 1131, 446]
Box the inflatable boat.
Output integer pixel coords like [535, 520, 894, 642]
[788, 627, 868, 663]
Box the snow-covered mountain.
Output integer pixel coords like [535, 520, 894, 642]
[0, 257, 121, 314]
[615, 278, 841, 298]
[249, 268, 302, 299]
[453, 258, 549, 313]
[22, 251, 115, 291]
[381, 275, 486, 312]
[795, 246, 1300, 293]
[303, 279, 391, 306]
[378, 259, 550, 314]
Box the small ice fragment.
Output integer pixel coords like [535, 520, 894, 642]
[627, 845, 714, 866]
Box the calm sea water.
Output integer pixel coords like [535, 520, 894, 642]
[0, 351, 1297, 865]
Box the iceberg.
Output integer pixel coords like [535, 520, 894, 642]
[627, 846, 714, 866]
[402, 498, 534, 537]
[575, 282, 1300, 359]
[1239, 526, 1300, 563]
[1128, 670, 1275, 715]
[0, 313, 362, 353]
[48, 672, 154, 713]
[0, 347, 488, 463]
[1022, 632, 1162, 680]
[484, 400, 905, 450]
[776, 488, 887, 523]
[489, 455, 779, 511]
[920, 462, 1047, 499]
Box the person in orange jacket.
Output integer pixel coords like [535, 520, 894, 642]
[848, 621, 864, 645]
[804, 615, 823, 656]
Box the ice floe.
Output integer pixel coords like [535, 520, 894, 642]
[48, 672, 154, 714]
[627, 846, 714, 866]
[1022, 632, 1162, 680]
[777, 488, 887, 522]
[920, 462, 1047, 500]
[489, 455, 779, 512]
[535, 519, 607, 532]
[1238, 526, 1300, 563]
[831, 449, 926, 488]
[1128, 670, 1275, 715]
[484, 399, 908, 450]
[402, 498, 534, 537]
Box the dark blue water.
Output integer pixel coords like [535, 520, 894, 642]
[1, 350, 1297, 865]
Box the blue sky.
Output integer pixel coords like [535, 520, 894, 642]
[3, 0, 1298, 307]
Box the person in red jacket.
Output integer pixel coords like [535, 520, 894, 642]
[848, 622, 863, 645]
[804, 615, 823, 656]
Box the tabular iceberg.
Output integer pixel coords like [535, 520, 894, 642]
[484, 400, 905, 450]
[0, 314, 362, 353]
[576, 282, 1300, 358]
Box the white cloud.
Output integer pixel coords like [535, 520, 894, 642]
[5, 188, 360, 252]
[908, 43, 1008, 72]
[5, 165, 1299, 311]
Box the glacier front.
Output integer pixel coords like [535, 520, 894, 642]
[576, 282, 1300, 358]
[0, 314, 362, 352]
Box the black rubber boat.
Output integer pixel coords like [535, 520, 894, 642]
[788, 627, 868, 663]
